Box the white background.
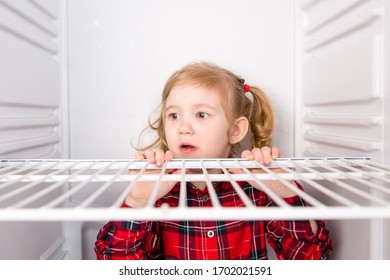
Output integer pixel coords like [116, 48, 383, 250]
[67, 0, 295, 159]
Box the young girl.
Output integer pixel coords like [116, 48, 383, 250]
[95, 62, 332, 260]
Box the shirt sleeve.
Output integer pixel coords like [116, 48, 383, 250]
[265, 183, 333, 260]
[94, 205, 162, 260]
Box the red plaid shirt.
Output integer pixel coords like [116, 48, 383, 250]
[95, 181, 332, 260]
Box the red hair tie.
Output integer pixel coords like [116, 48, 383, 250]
[244, 84, 250, 92]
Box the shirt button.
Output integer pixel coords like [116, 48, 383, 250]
[207, 230, 215, 238]
[202, 195, 209, 202]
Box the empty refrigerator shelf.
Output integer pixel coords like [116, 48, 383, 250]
[0, 157, 389, 221]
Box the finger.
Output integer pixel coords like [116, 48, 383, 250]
[134, 151, 146, 160]
[261, 147, 273, 165]
[251, 147, 272, 165]
[130, 152, 147, 174]
[271, 147, 279, 159]
[241, 149, 255, 160]
[251, 147, 264, 163]
[271, 147, 282, 159]
[144, 150, 156, 164]
[155, 150, 165, 166]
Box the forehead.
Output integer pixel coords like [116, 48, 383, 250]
[166, 85, 222, 106]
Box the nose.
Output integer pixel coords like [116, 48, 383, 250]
[178, 120, 194, 135]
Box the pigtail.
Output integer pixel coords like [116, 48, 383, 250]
[246, 86, 275, 149]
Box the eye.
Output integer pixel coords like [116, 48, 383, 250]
[168, 113, 180, 120]
[197, 112, 209, 119]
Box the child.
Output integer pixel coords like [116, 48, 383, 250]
[95, 62, 332, 260]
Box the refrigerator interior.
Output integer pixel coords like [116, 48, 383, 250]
[0, 0, 389, 260]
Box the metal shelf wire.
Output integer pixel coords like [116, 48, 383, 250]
[0, 157, 389, 221]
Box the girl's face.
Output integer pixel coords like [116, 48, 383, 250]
[164, 85, 232, 159]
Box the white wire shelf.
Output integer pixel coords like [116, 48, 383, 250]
[0, 157, 389, 221]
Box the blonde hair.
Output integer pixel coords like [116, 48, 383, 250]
[135, 62, 275, 153]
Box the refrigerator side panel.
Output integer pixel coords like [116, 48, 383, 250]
[0, 0, 62, 158]
[296, 0, 389, 259]
[0, 0, 64, 259]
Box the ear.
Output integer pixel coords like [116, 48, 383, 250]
[229, 117, 249, 145]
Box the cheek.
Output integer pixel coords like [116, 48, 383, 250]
[164, 123, 178, 147]
[164, 125, 173, 140]
[208, 123, 231, 142]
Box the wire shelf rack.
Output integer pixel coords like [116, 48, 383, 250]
[0, 157, 389, 221]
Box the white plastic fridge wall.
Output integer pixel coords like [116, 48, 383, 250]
[0, 0, 389, 260]
[296, 0, 390, 260]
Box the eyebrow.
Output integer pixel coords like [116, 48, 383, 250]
[165, 104, 217, 111]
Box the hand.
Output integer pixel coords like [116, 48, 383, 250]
[135, 149, 173, 166]
[241, 146, 283, 166]
[239, 147, 318, 234]
[230, 147, 297, 198]
[125, 150, 179, 208]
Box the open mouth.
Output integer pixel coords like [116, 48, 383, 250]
[181, 144, 195, 149]
[180, 144, 197, 154]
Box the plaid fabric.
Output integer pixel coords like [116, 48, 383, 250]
[95, 181, 332, 260]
